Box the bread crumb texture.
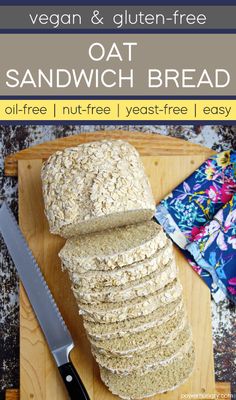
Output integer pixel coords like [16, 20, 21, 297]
[59, 220, 166, 272]
[83, 296, 183, 340]
[92, 324, 192, 374]
[100, 345, 195, 399]
[90, 303, 186, 356]
[67, 240, 173, 290]
[78, 279, 183, 323]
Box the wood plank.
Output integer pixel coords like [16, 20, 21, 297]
[215, 382, 231, 396]
[18, 152, 216, 399]
[5, 131, 214, 176]
[5, 383, 232, 400]
[5, 389, 19, 400]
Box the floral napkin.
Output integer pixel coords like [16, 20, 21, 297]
[155, 150, 236, 304]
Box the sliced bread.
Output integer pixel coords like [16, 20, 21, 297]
[90, 304, 186, 356]
[59, 220, 167, 272]
[69, 240, 173, 289]
[99, 344, 195, 399]
[92, 323, 192, 374]
[84, 296, 183, 340]
[41, 140, 155, 238]
[76, 258, 177, 304]
[78, 279, 183, 323]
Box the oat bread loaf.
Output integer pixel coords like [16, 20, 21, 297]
[84, 296, 183, 340]
[69, 241, 173, 290]
[43, 139, 195, 399]
[75, 258, 177, 304]
[99, 344, 195, 399]
[78, 279, 183, 323]
[59, 220, 166, 272]
[42, 140, 156, 237]
[92, 324, 192, 374]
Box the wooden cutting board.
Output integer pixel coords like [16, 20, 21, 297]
[5, 131, 216, 400]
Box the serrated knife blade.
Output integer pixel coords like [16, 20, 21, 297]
[0, 202, 90, 400]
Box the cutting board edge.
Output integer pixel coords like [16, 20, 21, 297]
[4, 131, 215, 177]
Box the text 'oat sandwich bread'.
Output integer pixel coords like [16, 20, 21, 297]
[41, 139, 156, 238]
[42, 139, 195, 399]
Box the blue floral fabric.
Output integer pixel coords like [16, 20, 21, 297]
[155, 150, 236, 304]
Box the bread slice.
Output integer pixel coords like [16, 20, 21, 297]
[84, 296, 183, 340]
[76, 258, 177, 304]
[79, 279, 183, 323]
[68, 240, 173, 290]
[41, 140, 156, 238]
[59, 221, 167, 273]
[92, 323, 192, 374]
[90, 304, 186, 356]
[99, 344, 195, 400]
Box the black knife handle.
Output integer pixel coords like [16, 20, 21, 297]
[59, 362, 90, 400]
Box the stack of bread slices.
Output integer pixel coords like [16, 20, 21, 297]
[42, 139, 195, 399]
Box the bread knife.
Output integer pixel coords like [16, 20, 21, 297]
[0, 202, 90, 400]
